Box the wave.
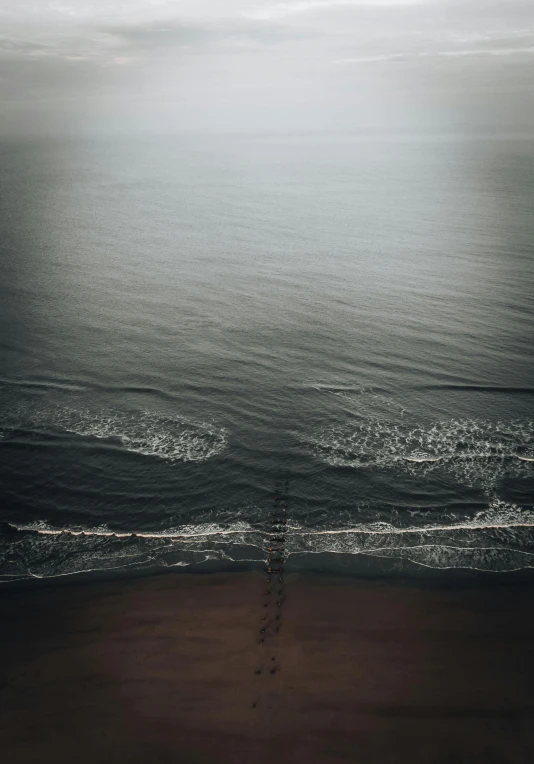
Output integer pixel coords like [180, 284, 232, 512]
[2, 500, 534, 581]
[308, 416, 534, 493]
[4, 519, 261, 542]
[0, 377, 86, 393]
[402, 452, 442, 463]
[308, 383, 409, 418]
[0, 399, 227, 463]
[0, 514, 266, 582]
[516, 447, 534, 462]
[423, 384, 534, 395]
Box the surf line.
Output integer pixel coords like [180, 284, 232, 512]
[5, 524, 261, 540]
[8, 516, 534, 542]
[252, 479, 289, 710]
[298, 519, 534, 536]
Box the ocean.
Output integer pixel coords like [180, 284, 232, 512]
[0, 132, 533, 582]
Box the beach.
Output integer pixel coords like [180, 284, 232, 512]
[1, 571, 534, 763]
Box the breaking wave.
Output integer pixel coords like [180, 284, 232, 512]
[0, 399, 228, 463]
[0, 514, 266, 582]
[285, 499, 534, 572]
[2, 499, 534, 581]
[308, 416, 534, 493]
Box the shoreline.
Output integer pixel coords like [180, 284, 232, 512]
[1, 570, 534, 762]
[3, 550, 534, 591]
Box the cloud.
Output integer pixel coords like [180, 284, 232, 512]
[1, 0, 534, 134]
[334, 26, 534, 65]
[438, 47, 534, 57]
[104, 18, 321, 53]
[336, 44, 534, 65]
[246, 0, 426, 20]
[0, 38, 51, 54]
[335, 53, 406, 64]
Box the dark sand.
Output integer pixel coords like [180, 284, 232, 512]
[1, 572, 534, 763]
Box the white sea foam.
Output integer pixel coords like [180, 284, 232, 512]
[5, 518, 263, 544]
[2, 499, 534, 578]
[362, 544, 534, 572]
[1, 401, 228, 463]
[517, 447, 534, 462]
[308, 416, 534, 493]
[0, 516, 264, 581]
[402, 452, 442, 463]
[284, 499, 534, 571]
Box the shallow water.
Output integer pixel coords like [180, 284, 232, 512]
[0, 133, 533, 581]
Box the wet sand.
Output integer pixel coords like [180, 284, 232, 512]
[1, 571, 534, 763]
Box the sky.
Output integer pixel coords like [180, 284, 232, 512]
[1, 0, 533, 134]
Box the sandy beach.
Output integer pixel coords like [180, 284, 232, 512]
[1, 571, 534, 763]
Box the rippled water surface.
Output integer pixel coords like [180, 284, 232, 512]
[0, 133, 533, 581]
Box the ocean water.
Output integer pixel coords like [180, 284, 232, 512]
[0, 133, 533, 582]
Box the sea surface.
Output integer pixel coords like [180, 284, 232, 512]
[0, 132, 533, 583]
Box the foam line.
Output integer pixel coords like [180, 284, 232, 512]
[357, 549, 534, 574]
[0, 401, 228, 463]
[293, 543, 534, 557]
[295, 520, 534, 536]
[7, 515, 534, 542]
[308, 413, 534, 493]
[6, 523, 260, 540]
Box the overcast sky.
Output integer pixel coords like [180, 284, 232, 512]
[1, 0, 533, 134]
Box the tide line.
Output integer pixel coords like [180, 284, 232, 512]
[299, 521, 534, 536]
[6, 517, 534, 542]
